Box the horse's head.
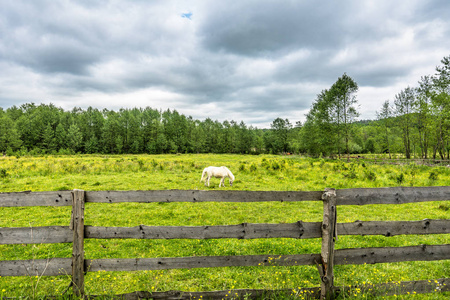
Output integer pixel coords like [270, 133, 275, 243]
[229, 179, 233, 187]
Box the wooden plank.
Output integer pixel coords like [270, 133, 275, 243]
[1, 187, 448, 206]
[336, 186, 450, 205]
[319, 188, 337, 300]
[3, 218, 446, 245]
[0, 258, 72, 276]
[335, 244, 450, 265]
[85, 278, 450, 300]
[0, 226, 72, 244]
[85, 222, 322, 240]
[85, 190, 323, 203]
[112, 288, 321, 300]
[2, 245, 449, 277]
[84, 244, 450, 272]
[338, 277, 450, 297]
[84, 278, 450, 299]
[0, 191, 72, 207]
[337, 219, 450, 236]
[85, 253, 321, 272]
[71, 189, 85, 297]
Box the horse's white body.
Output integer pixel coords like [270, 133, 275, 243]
[200, 166, 235, 187]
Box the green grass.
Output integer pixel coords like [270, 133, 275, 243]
[0, 154, 449, 299]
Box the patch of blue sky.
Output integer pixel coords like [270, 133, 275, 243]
[181, 12, 193, 19]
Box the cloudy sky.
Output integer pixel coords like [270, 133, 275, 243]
[1, 1, 449, 128]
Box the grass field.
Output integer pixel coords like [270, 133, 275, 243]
[0, 154, 449, 299]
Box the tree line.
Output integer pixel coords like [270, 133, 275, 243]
[1, 55, 449, 158]
[301, 55, 450, 159]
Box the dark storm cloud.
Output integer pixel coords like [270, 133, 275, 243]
[0, 0, 449, 127]
[200, 2, 348, 56]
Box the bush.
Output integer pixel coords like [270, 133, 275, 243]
[364, 169, 376, 181]
[396, 173, 405, 184]
[429, 171, 438, 181]
[0, 169, 7, 178]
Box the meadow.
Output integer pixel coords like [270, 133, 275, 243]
[0, 154, 449, 299]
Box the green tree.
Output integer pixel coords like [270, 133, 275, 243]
[190, 120, 206, 153]
[394, 87, 415, 159]
[268, 118, 292, 154]
[0, 110, 22, 152]
[42, 124, 57, 152]
[431, 55, 450, 159]
[66, 124, 83, 152]
[101, 110, 121, 153]
[416, 76, 433, 158]
[301, 89, 336, 156]
[330, 73, 359, 158]
[376, 100, 392, 158]
[54, 123, 67, 150]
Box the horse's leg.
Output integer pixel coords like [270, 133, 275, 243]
[207, 176, 210, 187]
[220, 177, 224, 187]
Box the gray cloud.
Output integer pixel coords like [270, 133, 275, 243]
[0, 0, 449, 127]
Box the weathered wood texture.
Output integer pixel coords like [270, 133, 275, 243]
[1, 187, 449, 206]
[335, 244, 450, 265]
[2, 219, 449, 244]
[71, 189, 85, 297]
[2, 244, 450, 276]
[1, 187, 449, 298]
[0, 258, 72, 276]
[0, 226, 73, 244]
[85, 190, 324, 203]
[113, 288, 321, 300]
[338, 277, 450, 297]
[0, 191, 72, 207]
[85, 221, 318, 240]
[107, 278, 450, 300]
[85, 254, 320, 272]
[319, 188, 337, 299]
[87, 244, 450, 273]
[337, 219, 450, 236]
[336, 186, 450, 205]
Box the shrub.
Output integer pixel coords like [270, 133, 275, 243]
[429, 171, 438, 181]
[271, 161, 281, 170]
[364, 169, 376, 181]
[396, 173, 405, 184]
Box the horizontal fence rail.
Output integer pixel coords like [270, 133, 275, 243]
[2, 186, 450, 207]
[2, 219, 450, 245]
[0, 187, 449, 299]
[2, 244, 449, 277]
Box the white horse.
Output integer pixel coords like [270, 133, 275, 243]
[200, 166, 235, 187]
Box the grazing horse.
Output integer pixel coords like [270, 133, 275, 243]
[200, 166, 235, 187]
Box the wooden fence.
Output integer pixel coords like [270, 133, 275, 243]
[1, 187, 450, 299]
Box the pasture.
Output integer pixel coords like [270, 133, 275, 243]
[0, 154, 449, 299]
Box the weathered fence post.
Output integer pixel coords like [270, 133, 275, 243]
[70, 189, 85, 297]
[319, 188, 337, 300]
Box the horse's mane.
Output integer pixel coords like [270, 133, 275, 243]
[222, 166, 235, 181]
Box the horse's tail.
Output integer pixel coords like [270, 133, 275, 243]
[200, 168, 207, 182]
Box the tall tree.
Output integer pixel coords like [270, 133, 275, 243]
[301, 89, 336, 156]
[394, 87, 415, 159]
[66, 124, 83, 152]
[330, 73, 359, 158]
[376, 100, 392, 158]
[416, 76, 433, 158]
[267, 118, 292, 154]
[431, 55, 450, 159]
[0, 109, 22, 152]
